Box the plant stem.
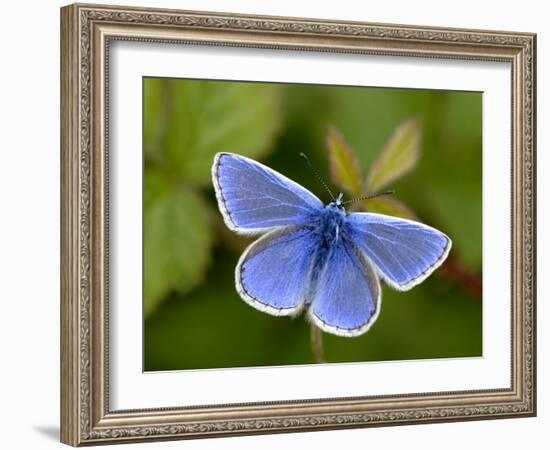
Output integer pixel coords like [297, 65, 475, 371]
[439, 253, 482, 301]
[310, 324, 326, 363]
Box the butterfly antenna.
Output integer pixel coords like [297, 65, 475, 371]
[299, 152, 335, 201]
[342, 190, 395, 205]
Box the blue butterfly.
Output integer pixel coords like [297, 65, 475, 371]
[212, 152, 451, 337]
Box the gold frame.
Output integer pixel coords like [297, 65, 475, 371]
[60, 2, 536, 446]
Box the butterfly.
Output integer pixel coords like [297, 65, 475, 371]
[212, 152, 451, 337]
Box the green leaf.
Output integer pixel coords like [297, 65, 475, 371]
[365, 119, 421, 192]
[144, 78, 282, 185]
[326, 125, 362, 195]
[144, 172, 213, 317]
[360, 196, 418, 221]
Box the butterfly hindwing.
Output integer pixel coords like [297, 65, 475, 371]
[236, 225, 319, 316]
[212, 153, 323, 234]
[345, 212, 452, 291]
[308, 238, 381, 337]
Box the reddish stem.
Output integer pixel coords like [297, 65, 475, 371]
[438, 253, 482, 301]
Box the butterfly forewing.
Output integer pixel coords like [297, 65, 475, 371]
[345, 212, 452, 291]
[213, 153, 323, 234]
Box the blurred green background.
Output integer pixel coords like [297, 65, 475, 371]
[143, 77, 482, 371]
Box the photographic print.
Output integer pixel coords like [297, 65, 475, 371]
[143, 78, 482, 371]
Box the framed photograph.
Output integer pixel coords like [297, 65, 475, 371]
[60, 3, 536, 446]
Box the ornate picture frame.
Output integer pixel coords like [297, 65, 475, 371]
[60, 3, 536, 446]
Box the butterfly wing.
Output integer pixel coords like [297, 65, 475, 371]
[212, 152, 323, 235]
[236, 225, 319, 316]
[345, 212, 452, 291]
[308, 238, 381, 337]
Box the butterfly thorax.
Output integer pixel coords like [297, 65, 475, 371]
[317, 203, 346, 248]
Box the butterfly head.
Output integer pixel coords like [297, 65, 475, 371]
[327, 192, 346, 213]
[334, 192, 345, 208]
